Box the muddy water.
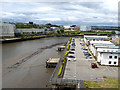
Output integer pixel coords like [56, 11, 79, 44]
[2, 37, 69, 88]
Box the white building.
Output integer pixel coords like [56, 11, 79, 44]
[15, 28, 45, 34]
[64, 26, 71, 30]
[97, 46, 120, 65]
[50, 27, 59, 30]
[0, 22, 15, 37]
[80, 26, 91, 31]
[84, 35, 108, 44]
[88, 40, 120, 65]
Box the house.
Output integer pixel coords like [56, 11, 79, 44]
[0, 22, 15, 37]
[73, 27, 80, 30]
[80, 26, 91, 31]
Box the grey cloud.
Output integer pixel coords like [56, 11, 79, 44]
[1, 2, 118, 26]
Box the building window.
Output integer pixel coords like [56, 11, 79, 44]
[109, 56, 112, 59]
[114, 56, 117, 59]
[109, 61, 111, 64]
[114, 62, 116, 64]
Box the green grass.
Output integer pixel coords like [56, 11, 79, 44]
[84, 78, 119, 88]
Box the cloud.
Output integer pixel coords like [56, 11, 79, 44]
[1, 1, 119, 26]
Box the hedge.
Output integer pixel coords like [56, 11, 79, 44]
[58, 64, 63, 76]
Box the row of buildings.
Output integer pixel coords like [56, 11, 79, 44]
[84, 35, 120, 65]
[0, 22, 47, 37]
[64, 26, 91, 31]
[0, 22, 92, 37]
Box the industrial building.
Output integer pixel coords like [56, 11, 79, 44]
[80, 26, 91, 31]
[15, 28, 45, 35]
[0, 22, 15, 37]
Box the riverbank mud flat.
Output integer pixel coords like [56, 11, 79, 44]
[2, 42, 65, 88]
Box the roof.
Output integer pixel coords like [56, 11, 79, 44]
[90, 41, 112, 44]
[86, 37, 107, 40]
[84, 35, 108, 38]
[98, 51, 120, 54]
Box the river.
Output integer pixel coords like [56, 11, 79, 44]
[2, 37, 69, 88]
[2, 37, 69, 62]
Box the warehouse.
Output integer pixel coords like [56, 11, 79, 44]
[0, 22, 15, 37]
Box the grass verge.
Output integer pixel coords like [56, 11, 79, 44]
[84, 78, 119, 88]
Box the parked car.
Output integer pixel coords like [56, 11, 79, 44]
[85, 55, 92, 59]
[83, 48, 88, 50]
[70, 46, 75, 50]
[71, 38, 75, 42]
[80, 41, 83, 44]
[68, 50, 75, 53]
[68, 51, 75, 54]
[81, 43, 85, 46]
[81, 47, 86, 49]
[67, 55, 76, 61]
[71, 43, 76, 46]
[70, 48, 75, 51]
[91, 63, 97, 68]
[83, 50, 88, 53]
[83, 52, 90, 54]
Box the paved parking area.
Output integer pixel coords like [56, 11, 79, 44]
[63, 38, 118, 81]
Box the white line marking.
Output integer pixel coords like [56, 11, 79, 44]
[106, 67, 111, 72]
[111, 67, 116, 72]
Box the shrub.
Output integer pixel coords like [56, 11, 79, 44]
[67, 44, 70, 50]
[103, 76, 107, 78]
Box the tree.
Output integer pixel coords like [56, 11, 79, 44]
[70, 25, 76, 27]
[60, 29, 64, 33]
[46, 23, 52, 26]
[111, 31, 115, 34]
[29, 21, 33, 24]
[57, 30, 60, 34]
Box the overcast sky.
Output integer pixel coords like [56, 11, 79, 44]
[1, 0, 119, 26]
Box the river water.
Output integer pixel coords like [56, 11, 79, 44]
[2, 37, 69, 88]
[2, 37, 69, 62]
